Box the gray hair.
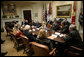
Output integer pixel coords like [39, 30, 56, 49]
[24, 25, 30, 30]
[69, 24, 76, 30]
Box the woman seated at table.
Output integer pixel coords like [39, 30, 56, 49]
[36, 29, 54, 51]
[22, 25, 36, 42]
[63, 24, 83, 48]
[13, 25, 22, 37]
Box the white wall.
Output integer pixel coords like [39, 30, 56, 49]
[1, 1, 82, 27]
[1, 2, 43, 23]
[16, 3, 43, 23]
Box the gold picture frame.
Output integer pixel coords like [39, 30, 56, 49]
[56, 4, 72, 18]
[2, 4, 16, 16]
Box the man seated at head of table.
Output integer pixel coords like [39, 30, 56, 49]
[36, 28, 54, 51]
[62, 24, 83, 48]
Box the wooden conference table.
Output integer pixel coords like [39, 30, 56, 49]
[10, 26, 66, 43]
[29, 27, 66, 43]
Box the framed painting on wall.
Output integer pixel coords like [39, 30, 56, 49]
[8, 4, 16, 15]
[56, 4, 72, 18]
[2, 4, 16, 16]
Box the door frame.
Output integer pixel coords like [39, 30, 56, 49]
[22, 9, 32, 21]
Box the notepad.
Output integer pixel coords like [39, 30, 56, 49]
[52, 34, 57, 38]
[55, 32, 60, 35]
[60, 34, 64, 37]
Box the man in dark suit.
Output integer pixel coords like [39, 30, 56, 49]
[35, 21, 41, 28]
[22, 19, 28, 25]
[22, 25, 36, 42]
[63, 24, 83, 48]
[47, 20, 53, 25]
[52, 21, 60, 31]
[32, 20, 36, 26]
[23, 30, 36, 42]
[61, 25, 69, 34]
[60, 21, 69, 34]
[79, 12, 83, 27]
[63, 18, 70, 27]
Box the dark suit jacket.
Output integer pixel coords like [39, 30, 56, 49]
[36, 38, 54, 51]
[48, 20, 53, 25]
[52, 24, 60, 31]
[36, 23, 41, 28]
[22, 22, 28, 25]
[63, 21, 70, 27]
[63, 30, 83, 48]
[61, 25, 69, 34]
[22, 30, 36, 42]
[32, 22, 36, 26]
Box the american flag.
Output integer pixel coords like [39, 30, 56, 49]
[42, 4, 45, 21]
[45, 4, 47, 22]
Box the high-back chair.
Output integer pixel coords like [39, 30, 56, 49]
[10, 32, 23, 52]
[21, 36, 31, 54]
[64, 46, 83, 56]
[30, 42, 57, 56]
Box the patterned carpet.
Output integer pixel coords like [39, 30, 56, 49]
[1, 32, 27, 56]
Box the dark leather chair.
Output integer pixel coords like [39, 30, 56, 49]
[21, 36, 31, 54]
[5, 25, 13, 36]
[64, 46, 83, 56]
[10, 32, 23, 52]
[29, 42, 57, 56]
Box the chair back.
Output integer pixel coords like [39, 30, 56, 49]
[64, 46, 83, 56]
[21, 37, 30, 49]
[30, 42, 50, 56]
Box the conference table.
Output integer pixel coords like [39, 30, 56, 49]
[30, 27, 66, 43]
[9, 26, 66, 43]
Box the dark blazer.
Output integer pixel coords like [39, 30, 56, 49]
[63, 30, 83, 48]
[57, 19, 64, 24]
[22, 30, 36, 42]
[36, 38, 54, 51]
[63, 21, 70, 27]
[52, 24, 60, 31]
[36, 23, 41, 28]
[61, 25, 69, 34]
[22, 22, 28, 25]
[32, 22, 36, 26]
[48, 20, 53, 25]
[79, 14, 83, 27]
